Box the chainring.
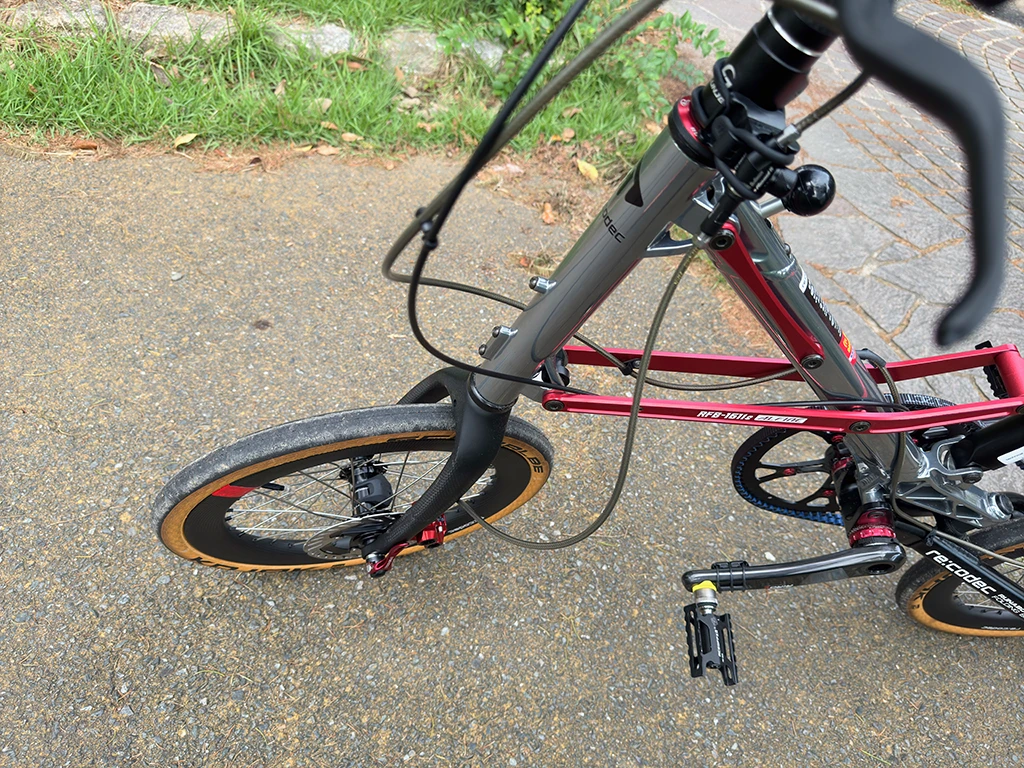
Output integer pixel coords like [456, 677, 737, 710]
[730, 393, 976, 526]
[732, 427, 844, 525]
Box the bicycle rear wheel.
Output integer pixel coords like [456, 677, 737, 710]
[897, 515, 1024, 636]
[155, 404, 553, 571]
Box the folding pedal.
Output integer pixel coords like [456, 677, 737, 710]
[683, 581, 738, 686]
[976, 341, 1009, 399]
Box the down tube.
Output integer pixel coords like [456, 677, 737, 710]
[472, 129, 715, 408]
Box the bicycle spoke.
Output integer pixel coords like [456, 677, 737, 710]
[393, 451, 411, 499]
[224, 449, 499, 544]
[296, 468, 353, 500]
[379, 456, 449, 508]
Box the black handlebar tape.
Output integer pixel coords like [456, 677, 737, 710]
[838, 0, 1005, 346]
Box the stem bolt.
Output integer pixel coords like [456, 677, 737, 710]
[849, 421, 871, 433]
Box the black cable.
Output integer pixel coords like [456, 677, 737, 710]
[381, 0, 667, 291]
[459, 247, 701, 549]
[794, 71, 870, 133]
[401, 0, 597, 396]
[752, 399, 909, 411]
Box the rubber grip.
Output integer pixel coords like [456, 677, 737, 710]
[837, 0, 1005, 345]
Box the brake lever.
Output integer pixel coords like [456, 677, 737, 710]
[835, 0, 1005, 345]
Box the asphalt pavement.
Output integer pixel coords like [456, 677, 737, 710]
[4, 0, 1024, 765]
[2, 143, 1024, 766]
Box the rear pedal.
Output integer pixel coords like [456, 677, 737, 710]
[683, 581, 738, 686]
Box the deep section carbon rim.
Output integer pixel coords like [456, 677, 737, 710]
[155, 405, 552, 570]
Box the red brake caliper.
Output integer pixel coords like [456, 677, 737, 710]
[366, 516, 448, 578]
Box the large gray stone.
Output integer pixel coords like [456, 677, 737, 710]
[896, 304, 1024, 361]
[874, 243, 1024, 313]
[117, 3, 232, 48]
[382, 28, 442, 76]
[797, 116, 883, 171]
[833, 167, 967, 250]
[270, 23, 354, 58]
[874, 242, 972, 306]
[875, 242, 920, 263]
[831, 272, 916, 333]
[779, 211, 893, 270]
[470, 39, 504, 70]
[11, 0, 107, 33]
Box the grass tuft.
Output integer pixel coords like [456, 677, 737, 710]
[0, 1, 725, 161]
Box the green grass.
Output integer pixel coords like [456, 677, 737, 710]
[1, 14, 400, 146]
[0, 2, 725, 161]
[153, 0, 506, 31]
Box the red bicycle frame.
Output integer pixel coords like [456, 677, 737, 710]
[543, 343, 1024, 434]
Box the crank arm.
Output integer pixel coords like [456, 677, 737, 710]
[681, 542, 905, 592]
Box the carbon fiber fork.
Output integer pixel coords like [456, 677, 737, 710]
[358, 369, 510, 572]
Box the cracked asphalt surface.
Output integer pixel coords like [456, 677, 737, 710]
[2, 150, 1024, 767]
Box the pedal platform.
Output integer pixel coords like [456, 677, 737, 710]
[683, 603, 738, 686]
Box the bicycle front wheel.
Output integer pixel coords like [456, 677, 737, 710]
[155, 404, 553, 571]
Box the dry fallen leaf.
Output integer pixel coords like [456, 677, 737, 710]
[577, 159, 599, 182]
[150, 62, 171, 87]
[316, 145, 340, 156]
[320, 120, 339, 130]
[172, 133, 198, 149]
[549, 133, 563, 143]
[292, 144, 313, 153]
[562, 128, 575, 141]
[643, 121, 660, 135]
[347, 61, 365, 71]
[315, 98, 332, 113]
[562, 106, 582, 118]
[341, 132, 362, 143]
[541, 202, 556, 225]
[273, 78, 286, 97]
[384, 162, 395, 171]
[72, 139, 99, 151]
[416, 122, 435, 133]
[394, 66, 405, 83]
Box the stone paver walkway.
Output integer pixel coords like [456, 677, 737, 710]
[671, 0, 1024, 413]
